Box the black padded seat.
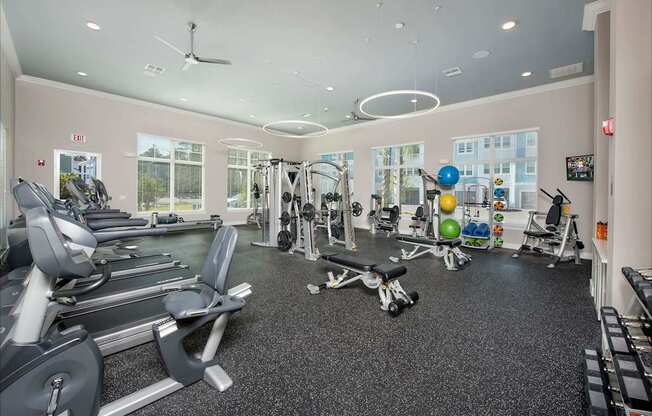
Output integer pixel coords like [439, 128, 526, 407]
[321, 253, 377, 272]
[436, 239, 462, 247]
[397, 235, 462, 247]
[524, 231, 555, 238]
[372, 263, 407, 283]
[163, 291, 208, 317]
[86, 218, 148, 230]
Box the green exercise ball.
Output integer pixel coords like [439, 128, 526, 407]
[440, 219, 461, 239]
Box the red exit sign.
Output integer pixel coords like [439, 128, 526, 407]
[71, 133, 87, 143]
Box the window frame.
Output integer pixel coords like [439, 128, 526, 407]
[456, 140, 474, 155]
[318, 150, 355, 194]
[451, 128, 539, 227]
[371, 142, 425, 210]
[525, 159, 537, 175]
[136, 134, 206, 214]
[226, 148, 271, 210]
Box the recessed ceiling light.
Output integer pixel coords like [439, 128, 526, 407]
[502, 20, 518, 31]
[410, 99, 418, 103]
[472, 50, 491, 59]
[326, 86, 335, 91]
[521, 71, 533, 77]
[77, 71, 88, 77]
[395, 22, 406, 30]
[293, 71, 300, 76]
[179, 97, 188, 102]
[239, 98, 246, 103]
[345, 114, 352, 119]
[433, 4, 442, 13]
[86, 21, 101, 31]
[302, 113, 312, 118]
[323, 107, 329, 112]
[297, 126, 304, 130]
[249, 114, 256, 118]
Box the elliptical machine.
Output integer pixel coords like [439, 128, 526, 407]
[0, 207, 252, 416]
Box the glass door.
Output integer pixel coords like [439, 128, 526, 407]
[53, 150, 102, 199]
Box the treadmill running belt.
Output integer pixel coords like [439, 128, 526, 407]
[75, 267, 196, 300]
[96, 254, 173, 273]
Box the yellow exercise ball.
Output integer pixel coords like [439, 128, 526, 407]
[439, 194, 457, 213]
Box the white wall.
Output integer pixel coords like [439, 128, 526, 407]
[606, 0, 652, 311]
[1, 1, 19, 223]
[300, 79, 596, 249]
[13, 77, 303, 224]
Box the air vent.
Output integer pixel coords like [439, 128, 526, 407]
[549, 62, 583, 79]
[144, 64, 166, 77]
[442, 67, 463, 78]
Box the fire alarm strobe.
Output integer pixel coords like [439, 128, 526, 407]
[602, 117, 615, 136]
[37, 159, 46, 167]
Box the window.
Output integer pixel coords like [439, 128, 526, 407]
[227, 148, 271, 209]
[520, 191, 537, 210]
[373, 143, 424, 210]
[458, 164, 474, 177]
[452, 130, 538, 225]
[319, 151, 354, 194]
[456, 140, 474, 154]
[525, 159, 536, 175]
[137, 134, 204, 212]
[0, 125, 6, 251]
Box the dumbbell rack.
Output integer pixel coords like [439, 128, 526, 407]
[459, 177, 494, 250]
[583, 267, 652, 415]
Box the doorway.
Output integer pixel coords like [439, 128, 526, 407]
[54, 149, 102, 199]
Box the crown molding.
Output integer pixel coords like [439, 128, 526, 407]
[0, 2, 22, 75]
[15, 75, 263, 132]
[330, 75, 595, 134]
[582, 0, 611, 31]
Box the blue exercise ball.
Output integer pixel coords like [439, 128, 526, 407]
[438, 165, 460, 186]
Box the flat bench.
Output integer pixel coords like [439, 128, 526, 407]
[307, 253, 418, 316]
[321, 253, 406, 283]
[396, 235, 462, 248]
[391, 234, 470, 271]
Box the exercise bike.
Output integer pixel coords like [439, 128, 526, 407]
[0, 207, 252, 416]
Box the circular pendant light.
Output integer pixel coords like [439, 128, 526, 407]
[262, 120, 329, 139]
[218, 138, 263, 149]
[358, 89, 440, 119]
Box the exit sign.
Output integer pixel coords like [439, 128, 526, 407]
[71, 133, 86, 143]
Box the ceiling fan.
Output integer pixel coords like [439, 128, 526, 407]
[341, 99, 375, 123]
[155, 22, 232, 71]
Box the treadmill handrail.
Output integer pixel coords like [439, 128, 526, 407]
[93, 227, 167, 243]
[52, 262, 112, 298]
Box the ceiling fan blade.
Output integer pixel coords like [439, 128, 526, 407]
[154, 35, 186, 56]
[195, 56, 232, 65]
[181, 61, 192, 71]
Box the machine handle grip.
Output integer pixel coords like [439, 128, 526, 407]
[93, 227, 167, 243]
[539, 188, 555, 200]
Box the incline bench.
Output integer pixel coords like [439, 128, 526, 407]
[307, 253, 419, 316]
[392, 235, 471, 271]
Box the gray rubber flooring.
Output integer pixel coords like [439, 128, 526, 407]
[102, 225, 600, 415]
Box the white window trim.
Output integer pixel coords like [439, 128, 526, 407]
[450, 127, 540, 141]
[227, 148, 271, 210]
[136, 134, 206, 214]
[456, 139, 474, 155]
[53, 149, 103, 199]
[372, 143, 425, 208]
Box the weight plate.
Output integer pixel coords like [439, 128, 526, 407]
[277, 230, 293, 251]
[282, 192, 292, 203]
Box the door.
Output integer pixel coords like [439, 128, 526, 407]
[54, 150, 102, 199]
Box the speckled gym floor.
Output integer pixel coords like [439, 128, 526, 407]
[102, 225, 600, 415]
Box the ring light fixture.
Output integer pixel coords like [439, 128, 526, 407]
[262, 120, 329, 138]
[218, 138, 263, 149]
[359, 89, 441, 119]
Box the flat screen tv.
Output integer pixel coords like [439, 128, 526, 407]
[566, 154, 594, 181]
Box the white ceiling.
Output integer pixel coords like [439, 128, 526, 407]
[5, 0, 594, 133]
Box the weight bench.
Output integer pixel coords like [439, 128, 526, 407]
[391, 235, 471, 271]
[307, 253, 419, 316]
